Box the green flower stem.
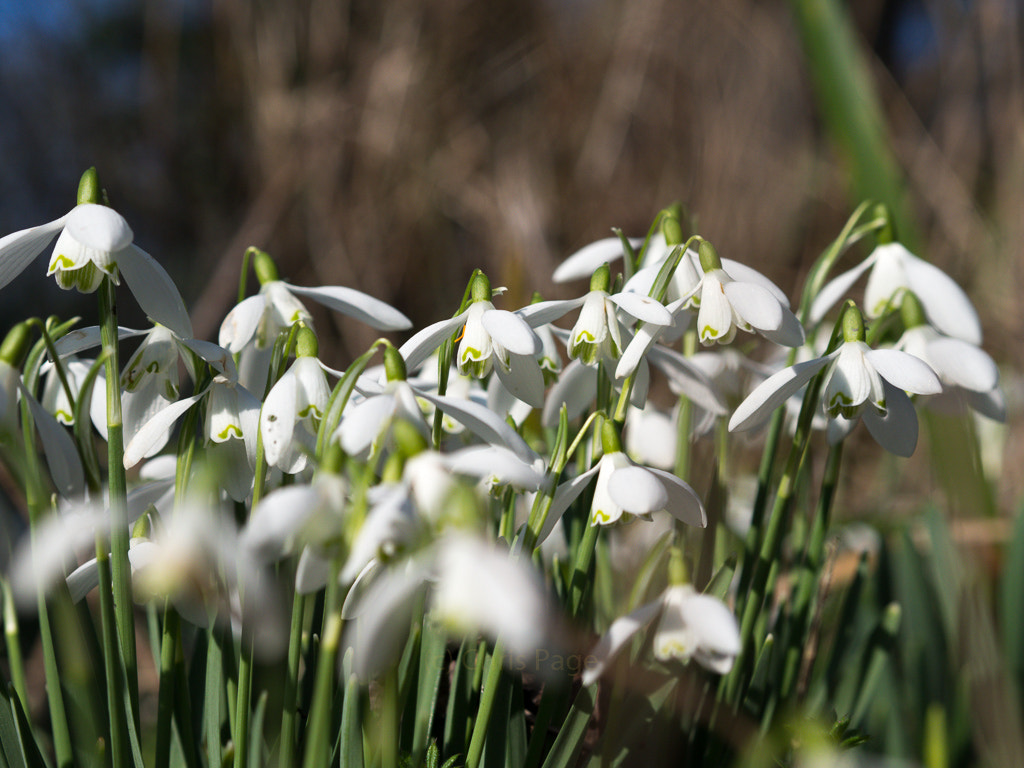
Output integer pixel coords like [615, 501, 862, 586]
[673, 328, 698, 483]
[278, 590, 307, 768]
[95, 536, 131, 768]
[726, 369, 823, 706]
[155, 602, 180, 768]
[780, 441, 844, 701]
[569, 519, 602, 619]
[465, 638, 506, 768]
[301, 575, 343, 768]
[98, 274, 140, 728]
[20, 387, 74, 768]
[2, 577, 29, 717]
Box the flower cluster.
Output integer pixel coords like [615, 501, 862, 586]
[0, 179, 1004, 768]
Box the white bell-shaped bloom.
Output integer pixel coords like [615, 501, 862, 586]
[399, 289, 545, 408]
[582, 583, 740, 685]
[729, 307, 942, 456]
[894, 324, 1005, 421]
[810, 241, 981, 344]
[0, 203, 192, 337]
[537, 448, 705, 544]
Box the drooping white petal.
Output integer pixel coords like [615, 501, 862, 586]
[0, 215, 68, 290]
[415, 389, 537, 464]
[124, 389, 208, 468]
[720, 258, 790, 303]
[334, 392, 398, 456]
[724, 281, 783, 332]
[243, 485, 322, 563]
[492, 351, 545, 408]
[729, 356, 833, 432]
[180, 338, 238, 381]
[398, 312, 467, 374]
[295, 547, 332, 594]
[286, 284, 412, 331]
[902, 254, 982, 344]
[863, 244, 910, 318]
[20, 383, 85, 498]
[696, 274, 737, 344]
[679, 591, 741, 656]
[581, 600, 663, 686]
[53, 326, 146, 358]
[537, 463, 602, 544]
[219, 294, 266, 353]
[645, 468, 707, 527]
[482, 309, 540, 356]
[122, 379, 175, 459]
[553, 237, 638, 283]
[117, 244, 194, 338]
[516, 297, 586, 328]
[825, 343, 875, 413]
[541, 359, 596, 427]
[861, 382, 918, 457]
[808, 255, 878, 324]
[443, 445, 545, 491]
[260, 371, 298, 469]
[609, 291, 673, 326]
[864, 348, 942, 395]
[645, 345, 727, 417]
[65, 204, 134, 252]
[760, 304, 806, 347]
[607, 466, 667, 515]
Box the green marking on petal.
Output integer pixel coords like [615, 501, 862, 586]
[217, 424, 244, 440]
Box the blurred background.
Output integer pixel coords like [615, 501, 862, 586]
[0, 0, 1020, 508]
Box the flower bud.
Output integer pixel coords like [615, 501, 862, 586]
[77, 168, 103, 206]
[252, 248, 280, 285]
[383, 343, 407, 382]
[600, 418, 622, 455]
[470, 271, 492, 303]
[0, 322, 31, 368]
[295, 326, 319, 358]
[840, 301, 866, 344]
[589, 263, 611, 293]
[662, 204, 684, 246]
[697, 239, 722, 273]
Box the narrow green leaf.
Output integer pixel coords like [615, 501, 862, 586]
[538, 685, 595, 768]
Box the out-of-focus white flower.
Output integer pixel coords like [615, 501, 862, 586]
[810, 241, 981, 344]
[894, 323, 1005, 422]
[0, 203, 192, 337]
[582, 583, 740, 685]
[343, 534, 554, 680]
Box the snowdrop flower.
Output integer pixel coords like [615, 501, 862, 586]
[519, 263, 673, 368]
[536, 421, 705, 544]
[892, 293, 1004, 421]
[219, 248, 411, 392]
[810, 240, 981, 344]
[729, 303, 942, 456]
[0, 197, 192, 338]
[399, 271, 546, 407]
[675, 240, 804, 348]
[343, 533, 554, 680]
[582, 581, 741, 685]
[260, 327, 331, 474]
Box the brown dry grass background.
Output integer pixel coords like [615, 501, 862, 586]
[1, 0, 1021, 512]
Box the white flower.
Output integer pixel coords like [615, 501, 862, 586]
[399, 283, 546, 408]
[894, 325, 1005, 421]
[261, 355, 331, 474]
[518, 285, 673, 368]
[343, 534, 553, 680]
[810, 242, 982, 344]
[536, 449, 705, 544]
[673, 241, 803, 348]
[220, 278, 411, 392]
[582, 584, 741, 685]
[0, 203, 192, 338]
[729, 310, 943, 456]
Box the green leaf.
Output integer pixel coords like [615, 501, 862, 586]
[0, 683, 48, 768]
